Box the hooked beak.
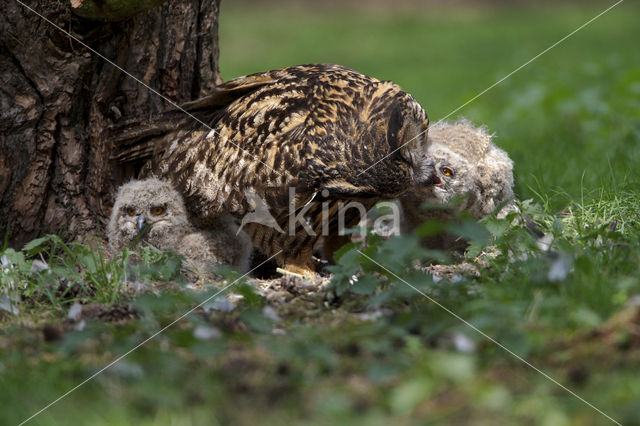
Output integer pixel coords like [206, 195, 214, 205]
[425, 174, 441, 186]
[415, 156, 440, 186]
[136, 214, 147, 233]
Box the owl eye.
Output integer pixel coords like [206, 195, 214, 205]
[126, 207, 136, 216]
[441, 167, 454, 177]
[151, 206, 165, 216]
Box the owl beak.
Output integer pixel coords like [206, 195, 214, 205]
[426, 175, 442, 186]
[416, 156, 440, 186]
[414, 155, 437, 186]
[136, 214, 147, 233]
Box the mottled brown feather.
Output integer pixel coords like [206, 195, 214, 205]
[135, 64, 433, 272]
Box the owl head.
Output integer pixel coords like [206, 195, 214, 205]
[405, 119, 514, 219]
[107, 178, 192, 252]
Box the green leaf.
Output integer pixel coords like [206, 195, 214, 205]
[22, 237, 50, 253]
[483, 216, 510, 238]
[430, 353, 476, 383]
[416, 220, 446, 238]
[236, 282, 264, 307]
[332, 241, 358, 263]
[389, 378, 434, 413]
[570, 307, 602, 328]
[552, 217, 564, 235]
[240, 307, 270, 333]
[447, 220, 491, 246]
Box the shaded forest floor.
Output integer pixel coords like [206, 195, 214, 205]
[2, 193, 640, 424]
[3, 2, 640, 425]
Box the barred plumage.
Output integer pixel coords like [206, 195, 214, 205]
[133, 64, 435, 274]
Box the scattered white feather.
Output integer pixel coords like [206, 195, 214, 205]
[202, 297, 235, 313]
[262, 305, 281, 322]
[67, 302, 83, 320]
[547, 253, 573, 282]
[193, 325, 221, 340]
[452, 332, 476, 353]
[30, 259, 49, 273]
[0, 295, 19, 315]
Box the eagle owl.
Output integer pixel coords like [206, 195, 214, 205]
[107, 178, 252, 273]
[129, 64, 436, 274]
[399, 119, 514, 246]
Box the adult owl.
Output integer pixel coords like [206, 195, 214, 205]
[124, 64, 435, 274]
[399, 119, 514, 247]
[107, 178, 251, 273]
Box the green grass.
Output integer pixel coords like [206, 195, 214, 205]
[2, 2, 640, 425]
[219, 1, 640, 209]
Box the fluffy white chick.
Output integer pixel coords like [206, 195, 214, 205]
[107, 178, 251, 272]
[400, 119, 515, 246]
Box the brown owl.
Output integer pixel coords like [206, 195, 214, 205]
[120, 64, 436, 275]
[399, 119, 515, 248]
[107, 178, 252, 273]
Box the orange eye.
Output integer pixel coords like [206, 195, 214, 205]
[151, 206, 164, 216]
[126, 207, 136, 216]
[441, 167, 454, 177]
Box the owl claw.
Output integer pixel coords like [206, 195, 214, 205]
[276, 267, 316, 280]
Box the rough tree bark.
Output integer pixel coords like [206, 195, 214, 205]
[0, 0, 222, 248]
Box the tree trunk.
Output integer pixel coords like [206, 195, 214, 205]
[0, 0, 222, 248]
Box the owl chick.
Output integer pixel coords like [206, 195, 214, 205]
[119, 64, 436, 275]
[399, 119, 514, 246]
[107, 178, 251, 273]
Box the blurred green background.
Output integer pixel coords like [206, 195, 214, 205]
[220, 0, 640, 211]
[3, 1, 640, 425]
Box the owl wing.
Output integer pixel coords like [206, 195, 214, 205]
[121, 64, 428, 225]
[180, 72, 282, 111]
[162, 65, 385, 220]
[110, 70, 283, 165]
[162, 66, 328, 221]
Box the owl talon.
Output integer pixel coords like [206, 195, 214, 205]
[276, 267, 316, 280]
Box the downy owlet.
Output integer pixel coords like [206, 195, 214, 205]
[107, 178, 252, 273]
[399, 119, 515, 248]
[116, 64, 436, 274]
